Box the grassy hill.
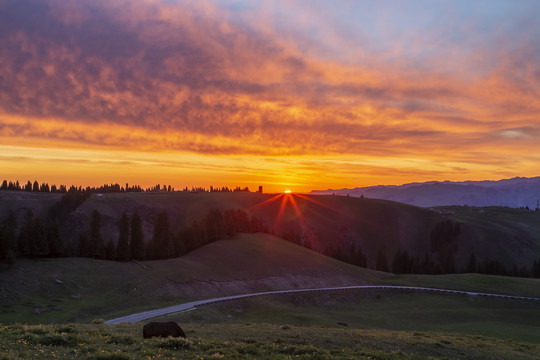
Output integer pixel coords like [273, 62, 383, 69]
[436, 205, 540, 267]
[0, 234, 382, 324]
[2, 191, 540, 359]
[59, 191, 443, 265]
[2, 234, 540, 343]
[54, 191, 540, 271]
[2, 231, 540, 360]
[0, 191, 61, 219]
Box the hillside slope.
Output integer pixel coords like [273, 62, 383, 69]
[59, 192, 442, 266]
[58, 191, 540, 270]
[0, 191, 61, 219]
[0, 234, 381, 324]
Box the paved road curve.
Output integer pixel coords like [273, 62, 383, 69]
[105, 285, 540, 324]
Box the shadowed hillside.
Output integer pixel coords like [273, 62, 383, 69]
[2, 191, 540, 275]
[55, 191, 540, 272]
[58, 192, 440, 265]
[0, 234, 382, 324]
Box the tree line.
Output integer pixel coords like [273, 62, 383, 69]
[1, 180, 253, 194]
[0, 209, 66, 265]
[77, 208, 267, 261]
[280, 219, 540, 279]
[0, 205, 267, 265]
[1, 180, 145, 193]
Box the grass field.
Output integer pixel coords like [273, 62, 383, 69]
[168, 289, 540, 343]
[2, 234, 540, 358]
[382, 273, 540, 297]
[1, 322, 538, 360]
[2, 235, 540, 328]
[0, 234, 382, 324]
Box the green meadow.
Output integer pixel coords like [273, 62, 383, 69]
[1, 235, 539, 359]
[1, 322, 538, 360]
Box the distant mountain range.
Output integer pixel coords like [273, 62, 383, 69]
[310, 177, 540, 208]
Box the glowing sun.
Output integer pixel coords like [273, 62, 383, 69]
[284, 190, 292, 193]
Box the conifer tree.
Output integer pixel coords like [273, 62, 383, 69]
[30, 217, 48, 257]
[151, 212, 174, 259]
[6, 249, 16, 266]
[89, 210, 105, 259]
[116, 212, 131, 261]
[130, 212, 145, 260]
[105, 239, 116, 260]
[0, 210, 18, 261]
[465, 253, 477, 273]
[18, 210, 34, 256]
[78, 233, 89, 257]
[46, 220, 63, 257]
[376, 250, 390, 272]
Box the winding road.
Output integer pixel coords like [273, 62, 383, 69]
[104, 285, 540, 324]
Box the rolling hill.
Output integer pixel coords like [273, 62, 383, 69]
[0, 234, 382, 324]
[54, 191, 540, 271]
[2, 233, 540, 348]
[2, 190, 540, 273]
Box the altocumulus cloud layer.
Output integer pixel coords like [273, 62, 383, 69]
[1, 0, 539, 175]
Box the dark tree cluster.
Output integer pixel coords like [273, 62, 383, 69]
[429, 220, 461, 273]
[1, 180, 144, 194]
[0, 210, 65, 265]
[375, 250, 389, 272]
[76, 208, 268, 262]
[2, 179, 261, 195]
[48, 187, 92, 224]
[391, 249, 446, 274]
[330, 243, 367, 268]
[172, 209, 267, 260]
[0, 210, 18, 266]
[146, 184, 174, 192]
[1, 180, 67, 193]
[464, 253, 537, 278]
[0, 186, 95, 265]
[78, 211, 146, 261]
[531, 260, 540, 278]
[181, 186, 252, 192]
[276, 223, 538, 279]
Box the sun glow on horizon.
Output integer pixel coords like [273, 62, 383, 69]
[284, 189, 292, 193]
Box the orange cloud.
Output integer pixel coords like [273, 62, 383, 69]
[0, 0, 539, 190]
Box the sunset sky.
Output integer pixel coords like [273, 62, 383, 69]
[1, 0, 539, 193]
